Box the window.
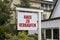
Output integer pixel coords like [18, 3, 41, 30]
[41, 3, 44, 8]
[49, 4, 52, 9]
[41, 12, 47, 20]
[46, 29, 51, 39]
[43, 14, 47, 20]
[53, 29, 59, 39]
[53, 0, 56, 2]
[41, 12, 43, 20]
[45, 4, 48, 9]
[45, 29, 59, 40]
[41, 3, 52, 10]
[41, 3, 45, 9]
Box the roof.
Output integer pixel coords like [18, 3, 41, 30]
[42, 17, 60, 22]
[42, 0, 59, 22]
[49, 0, 58, 18]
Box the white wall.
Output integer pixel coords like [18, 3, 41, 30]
[44, 0, 53, 2]
[28, 30, 38, 35]
[28, 19, 60, 34]
[42, 19, 60, 28]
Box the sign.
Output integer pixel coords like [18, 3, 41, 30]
[17, 12, 38, 30]
[16, 7, 43, 40]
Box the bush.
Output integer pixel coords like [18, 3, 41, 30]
[17, 31, 28, 40]
[0, 27, 5, 40]
[28, 33, 38, 40]
[0, 25, 38, 40]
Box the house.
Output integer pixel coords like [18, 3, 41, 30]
[9, 0, 55, 24]
[29, 0, 60, 40]
[41, 0, 60, 40]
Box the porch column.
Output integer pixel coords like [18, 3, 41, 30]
[44, 29, 46, 40]
[59, 27, 60, 40]
[51, 29, 53, 40]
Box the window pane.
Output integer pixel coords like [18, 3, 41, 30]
[53, 29, 59, 39]
[41, 3, 44, 9]
[49, 4, 52, 9]
[41, 12, 43, 20]
[45, 4, 48, 8]
[46, 29, 51, 39]
[41, 3, 44, 7]
[53, 0, 57, 2]
[43, 14, 46, 20]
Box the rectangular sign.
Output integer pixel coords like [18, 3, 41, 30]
[17, 12, 38, 30]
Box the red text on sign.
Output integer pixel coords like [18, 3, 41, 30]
[24, 15, 32, 19]
[19, 15, 36, 27]
[19, 23, 36, 27]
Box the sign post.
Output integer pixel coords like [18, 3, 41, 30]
[38, 12, 41, 40]
[16, 7, 43, 40]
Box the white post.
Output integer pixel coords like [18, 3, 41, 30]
[59, 27, 60, 40]
[44, 29, 46, 40]
[38, 12, 41, 40]
[52, 29, 53, 40]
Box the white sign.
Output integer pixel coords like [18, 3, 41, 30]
[17, 12, 38, 30]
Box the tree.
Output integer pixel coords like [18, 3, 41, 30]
[20, 0, 30, 8]
[0, 26, 5, 40]
[0, 0, 11, 25]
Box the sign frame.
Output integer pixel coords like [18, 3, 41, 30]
[16, 7, 43, 40]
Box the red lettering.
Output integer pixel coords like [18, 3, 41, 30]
[26, 19, 30, 23]
[19, 23, 36, 27]
[19, 15, 36, 27]
[24, 15, 32, 19]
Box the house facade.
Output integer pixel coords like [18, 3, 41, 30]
[9, 0, 55, 24]
[41, 0, 60, 40]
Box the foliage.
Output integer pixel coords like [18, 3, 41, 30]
[0, 0, 38, 40]
[5, 32, 38, 40]
[0, 26, 5, 40]
[1, 25, 17, 34]
[20, 0, 30, 8]
[0, 26, 38, 40]
[28, 33, 38, 40]
[3, 25, 13, 33]
[5, 33, 18, 40]
[17, 31, 28, 40]
[5, 33, 12, 39]
[0, 25, 17, 40]
[0, 0, 11, 25]
[27, 37, 35, 40]
[17, 32, 38, 40]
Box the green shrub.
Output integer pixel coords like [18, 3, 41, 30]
[17, 31, 28, 40]
[0, 27, 5, 40]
